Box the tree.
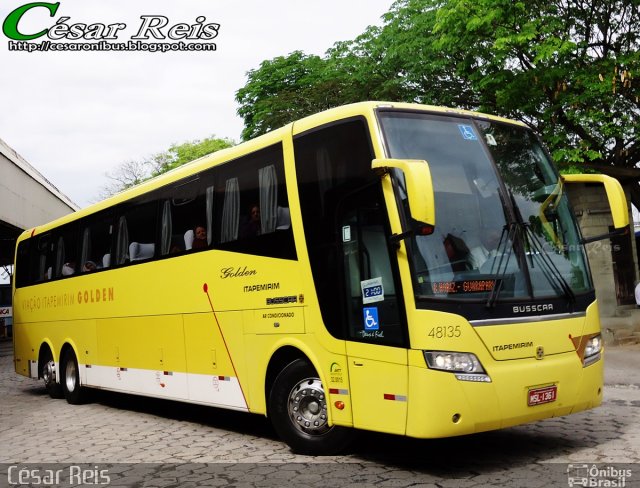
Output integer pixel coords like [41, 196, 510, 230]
[432, 0, 640, 168]
[236, 51, 330, 141]
[99, 135, 234, 199]
[100, 159, 150, 200]
[234, 32, 414, 140]
[235, 0, 640, 170]
[149, 136, 235, 176]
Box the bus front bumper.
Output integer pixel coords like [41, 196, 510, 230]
[405, 350, 603, 438]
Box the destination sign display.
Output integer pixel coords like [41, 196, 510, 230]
[429, 279, 497, 294]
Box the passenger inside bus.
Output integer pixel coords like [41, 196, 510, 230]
[443, 234, 470, 272]
[240, 204, 261, 237]
[184, 226, 207, 250]
[467, 228, 502, 270]
[192, 225, 207, 249]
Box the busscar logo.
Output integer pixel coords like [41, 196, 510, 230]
[3, 2, 220, 53]
[512, 303, 554, 314]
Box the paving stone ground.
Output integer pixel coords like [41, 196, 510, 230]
[0, 340, 638, 487]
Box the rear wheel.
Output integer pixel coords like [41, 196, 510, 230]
[40, 350, 63, 399]
[60, 348, 86, 405]
[268, 359, 353, 455]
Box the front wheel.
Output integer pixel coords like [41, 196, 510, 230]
[268, 359, 353, 455]
[60, 348, 86, 405]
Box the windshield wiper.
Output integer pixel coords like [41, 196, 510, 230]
[486, 187, 576, 308]
[522, 223, 576, 303]
[485, 222, 517, 308]
[511, 185, 576, 303]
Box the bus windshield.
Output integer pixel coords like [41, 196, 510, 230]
[378, 110, 592, 304]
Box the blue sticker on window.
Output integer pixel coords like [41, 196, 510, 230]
[361, 277, 384, 304]
[458, 124, 478, 141]
[363, 307, 379, 330]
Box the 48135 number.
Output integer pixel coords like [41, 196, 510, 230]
[428, 325, 462, 339]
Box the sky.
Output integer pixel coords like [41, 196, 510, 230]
[0, 0, 394, 208]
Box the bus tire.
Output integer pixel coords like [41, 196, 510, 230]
[60, 348, 86, 405]
[41, 350, 63, 399]
[268, 359, 353, 455]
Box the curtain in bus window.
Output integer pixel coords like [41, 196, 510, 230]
[36, 236, 51, 281]
[161, 200, 172, 255]
[38, 255, 47, 281]
[81, 227, 91, 269]
[55, 236, 65, 278]
[206, 186, 214, 245]
[221, 178, 239, 243]
[116, 216, 129, 264]
[259, 164, 278, 234]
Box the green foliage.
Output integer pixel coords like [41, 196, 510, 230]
[236, 52, 330, 140]
[150, 135, 235, 176]
[235, 0, 640, 170]
[431, 0, 640, 169]
[100, 135, 234, 198]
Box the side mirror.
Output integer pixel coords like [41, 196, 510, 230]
[372, 158, 436, 227]
[562, 173, 629, 243]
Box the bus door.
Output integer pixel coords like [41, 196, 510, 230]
[338, 184, 409, 435]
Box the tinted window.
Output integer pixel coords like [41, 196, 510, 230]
[115, 201, 158, 264]
[14, 143, 296, 288]
[80, 212, 114, 272]
[54, 224, 79, 278]
[294, 118, 377, 339]
[33, 234, 55, 282]
[160, 176, 214, 255]
[214, 144, 296, 260]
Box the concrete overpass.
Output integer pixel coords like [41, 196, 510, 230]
[0, 137, 78, 266]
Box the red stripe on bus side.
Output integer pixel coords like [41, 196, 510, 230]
[203, 283, 248, 407]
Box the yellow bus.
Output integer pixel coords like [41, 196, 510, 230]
[13, 102, 628, 454]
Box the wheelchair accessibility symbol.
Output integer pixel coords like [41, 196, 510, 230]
[458, 124, 478, 141]
[363, 307, 379, 330]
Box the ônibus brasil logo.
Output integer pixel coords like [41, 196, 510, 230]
[3, 2, 220, 53]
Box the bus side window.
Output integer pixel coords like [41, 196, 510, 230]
[214, 143, 295, 260]
[81, 213, 114, 272]
[116, 201, 157, 265]
[164, 176, 212, 254]
[55, 225, 79, 278]
[33, 235, 54, 282]
[293, 117, 375, 339]
[15, 241, 30, 288]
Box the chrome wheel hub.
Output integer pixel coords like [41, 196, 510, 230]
[287, 377, 330, 435]
[43, 360, 56, 387]
[65, 359, 77, 392]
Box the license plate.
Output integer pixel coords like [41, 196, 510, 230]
[528, 385, 557, 406]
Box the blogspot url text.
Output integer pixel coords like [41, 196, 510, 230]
[8, 40, 217, 53]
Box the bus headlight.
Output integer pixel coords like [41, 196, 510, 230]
[583, 334, 602, 367]
[423, 351, 491, 382]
